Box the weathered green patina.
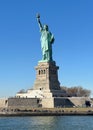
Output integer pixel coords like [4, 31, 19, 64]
[36, 14, 54, 62]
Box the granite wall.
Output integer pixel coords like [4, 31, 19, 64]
[8, 98, 40, 108]
[54, 98, 74, 107]
[41, 97, 74, 108]
[0, 98, 8, 108]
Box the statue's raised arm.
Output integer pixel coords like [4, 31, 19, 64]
[36, 13, 43, 31]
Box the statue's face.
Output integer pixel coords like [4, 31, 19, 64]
[44, 25, 48, 31]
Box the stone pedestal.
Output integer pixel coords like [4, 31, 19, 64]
[33, 61, 60, 90]
[33, 61, 66, 99]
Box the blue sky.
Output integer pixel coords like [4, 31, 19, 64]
[0, 0, 93, 97]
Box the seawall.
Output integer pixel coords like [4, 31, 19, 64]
[0, 108, 93, 116]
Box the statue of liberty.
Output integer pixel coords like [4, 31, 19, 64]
[36, 14, 55, 62]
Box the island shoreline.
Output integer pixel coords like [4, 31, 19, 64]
[0, 107, 93, 116]
[0, 111, 93, 116]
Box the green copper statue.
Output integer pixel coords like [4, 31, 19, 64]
[36, 13, 55, 62]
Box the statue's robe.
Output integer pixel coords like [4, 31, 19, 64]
[40, 29, 54, 61]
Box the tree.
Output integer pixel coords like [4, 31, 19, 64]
[18, 89, 26, 93]
[60, 86, 91, 97]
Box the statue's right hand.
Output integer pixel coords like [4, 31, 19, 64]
[36, 13, 40, 18]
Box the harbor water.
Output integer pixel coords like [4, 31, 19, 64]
[0, 116, 93, 130]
